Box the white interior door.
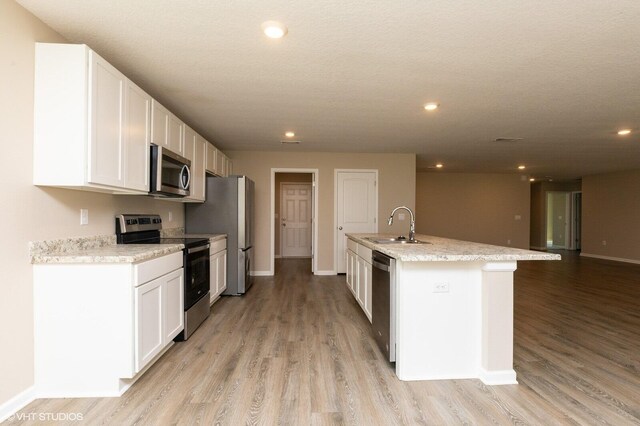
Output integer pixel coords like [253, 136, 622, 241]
[336, 171, 377, 273]
[281, 184, 312, 257]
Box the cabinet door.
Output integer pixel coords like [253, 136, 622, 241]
[123, 80, 150, 192]
[167, 113, 184, 156]
[364, 261, 372, 322]
[134, 277, 164, 372]
[209, 253, 219, 304]
[357, 256, 366, 308]
[164, 269, 184, 342]
[215, 150, 225, 176]
[218, 250, 227, 294]
[227, 160, 233, 176]
[150, 100, 168, 149]
[205, 142, 216, 174]
[191, 135, 206, 201]
[88, 51, 125, 187]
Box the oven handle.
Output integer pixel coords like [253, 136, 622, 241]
[187, 244, 210, 254]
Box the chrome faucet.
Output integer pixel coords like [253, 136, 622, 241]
[387, 206, 416, 242]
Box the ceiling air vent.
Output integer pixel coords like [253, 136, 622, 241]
[494, 137, 524, 142]
[280, 140, 301, 144]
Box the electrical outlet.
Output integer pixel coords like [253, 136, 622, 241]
[507, 239, 511, 245]
[168, 211, 173, 222]
[433, 282, 449, 293]
[80, 209, 89, 225]
[602, 240, 607, 246]
[514, 215, 521, 221]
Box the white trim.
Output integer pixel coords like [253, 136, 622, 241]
[251, 270, 273, 276]
[315, 270, 337, 276]
[333, 169, 379, 274]
[580, 253, 640, 265]
[481, 262, 517, 272]
[0, 386, 35, 423]
[280, 182, 313, 258]
[529, 246, 547, 251]
[478, 368, 518, 385]
[271, 168, 319, 276]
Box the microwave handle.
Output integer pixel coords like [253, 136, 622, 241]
[180, 165, 191, 190]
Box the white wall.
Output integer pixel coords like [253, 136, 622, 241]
[0, 0, 184, 408]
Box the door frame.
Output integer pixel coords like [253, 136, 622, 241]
[333, 169, 379, 274]
[570, 191, 582, 251]
[270, 168, 319, 275]
[545, 191, 571, 249]
[280, 182, 313, 258]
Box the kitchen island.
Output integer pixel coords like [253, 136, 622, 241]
[346, 233, 559, 385]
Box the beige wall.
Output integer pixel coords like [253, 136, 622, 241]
[582, 170, 640, 261]
[0, 1, 184, 407]
[227, 151, 416, 272]
[274, 173, 313, 256]
[415, 172, 530, 249]
[529, 180, 582, 249]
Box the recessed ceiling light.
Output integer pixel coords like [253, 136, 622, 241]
[529, 178, 535, 182]
[518, 165, 526, 170]
[262, 21, 288, 39]
[285, 131, 295, 138]
[424, 103, 439, 111]
[435, 163, 443, 168]
[617, 129, 632, 135]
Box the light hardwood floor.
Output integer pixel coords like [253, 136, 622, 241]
[7, 254, 640, 425]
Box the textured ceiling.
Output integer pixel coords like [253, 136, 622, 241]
[17, 0, 640, 179]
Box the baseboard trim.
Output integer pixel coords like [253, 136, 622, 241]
[580, 253, 640, 265]
[314, 270, 336, 276]
[478, 368, 518, 386]
[251, 270, 273, 276]
[529, 246, 547, 251]
[0, 385, 36, 423]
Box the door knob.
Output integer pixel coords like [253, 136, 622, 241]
[338, 226, 343, 230]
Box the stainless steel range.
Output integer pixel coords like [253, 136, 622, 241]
[116, 214, 210, 340]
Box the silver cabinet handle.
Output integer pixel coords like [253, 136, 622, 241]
[338, 226, 343, 230]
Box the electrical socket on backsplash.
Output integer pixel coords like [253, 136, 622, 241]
[168, 211, 173, 222]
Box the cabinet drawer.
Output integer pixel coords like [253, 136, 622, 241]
[134, 252, 183, 287]
[347, 238, 358, 253]
[357, 244, 372, 262]
[210, 238, 227, 254]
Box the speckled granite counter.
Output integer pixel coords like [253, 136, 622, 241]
[347, 233, 560, 262]
[29, 235, 183, 264]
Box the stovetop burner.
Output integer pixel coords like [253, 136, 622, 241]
[115, 214, 208, 249]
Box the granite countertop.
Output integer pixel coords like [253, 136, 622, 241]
[30, 235, 184, 264]
[347, 233, 561, 262]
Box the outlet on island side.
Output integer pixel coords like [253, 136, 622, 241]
[80, 209, 88, 225]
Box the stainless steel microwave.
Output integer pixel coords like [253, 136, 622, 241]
[149, 145, 191, 197]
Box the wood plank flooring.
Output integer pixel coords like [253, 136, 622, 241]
[7, 253, 640, 425]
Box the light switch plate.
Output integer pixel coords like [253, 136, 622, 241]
[80, 209, 89, 225]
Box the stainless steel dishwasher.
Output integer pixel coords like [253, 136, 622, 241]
[372, 250, 396, 362]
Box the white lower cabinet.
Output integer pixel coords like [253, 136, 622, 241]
[345, 239, 372, 322]
[209, 238, 228, 304]
[134, 268, 183, 372]
[34, 251, 183, 397]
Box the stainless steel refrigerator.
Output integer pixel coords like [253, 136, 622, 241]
[185, 176, 255, 295]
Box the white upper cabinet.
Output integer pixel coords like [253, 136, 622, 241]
[33, 43, 149, 194]
[123, 80, 150, 192]
[151, 100, 185, 157]
[205, 142, 217, 175]
[183, 126, 206, 202]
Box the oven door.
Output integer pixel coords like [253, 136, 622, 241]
[184, 244, 210, 309]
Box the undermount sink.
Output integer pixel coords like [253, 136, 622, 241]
[365, 237, 430, 245]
